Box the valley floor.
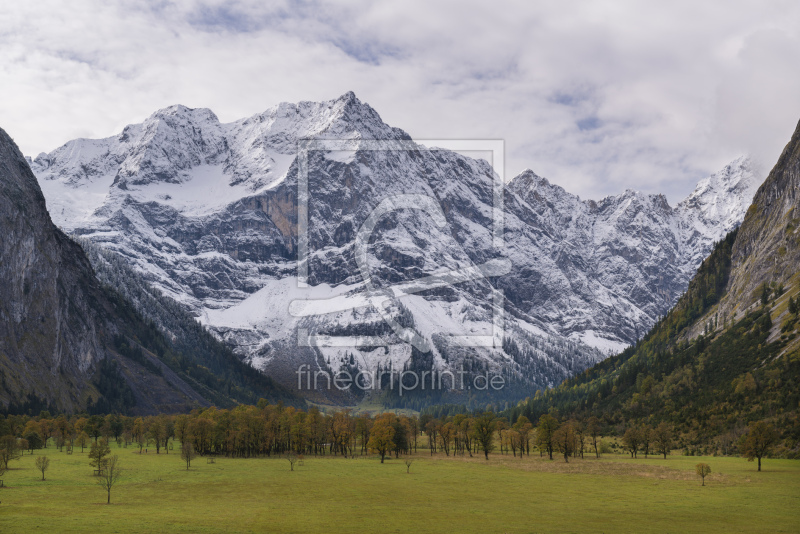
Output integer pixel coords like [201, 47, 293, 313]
[0, 445, 798, 533]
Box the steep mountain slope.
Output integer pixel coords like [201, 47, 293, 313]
[0, 126, 297, 415]
[509, 119, 800, 445]
[504, 156, 757, 347]
[30, 93, 759, 402]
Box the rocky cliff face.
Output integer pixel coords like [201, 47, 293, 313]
[0, 127, 105, 409]
[716, 119, 800, 332]
[30, 93, 761, 400]
[504, 156, 758, 347]
[512, 118, 800, 436]
[0, 126, 211, 414]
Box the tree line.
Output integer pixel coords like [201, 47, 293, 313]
[0, 405, 780, 473]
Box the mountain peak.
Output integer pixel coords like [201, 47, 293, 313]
[677, 155, 759, 235]
[146, 104, 220, 125]
[507, 169, 561, 199]
[336, 90, 358, 103]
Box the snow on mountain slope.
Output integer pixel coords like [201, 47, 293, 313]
[31, 92, 761, 401]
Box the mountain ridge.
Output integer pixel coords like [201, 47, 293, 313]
[29, 92, 761, 402]
[506, 118, 800, 444]
[0, 125, 300, 414]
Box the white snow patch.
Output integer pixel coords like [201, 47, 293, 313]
[570, 330, 628, 355]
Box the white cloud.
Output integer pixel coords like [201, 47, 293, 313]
[1, 0, 799, 203]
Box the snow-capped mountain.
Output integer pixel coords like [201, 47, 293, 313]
[504, 156, 759, 349]
[30, 92, 760, 401]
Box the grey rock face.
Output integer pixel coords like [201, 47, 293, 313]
[0, 126, 208, 413]
[31, 93, 760, 398]
[0, 126, 103, 409]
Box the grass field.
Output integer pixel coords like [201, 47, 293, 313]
[1, 443, 798, 533]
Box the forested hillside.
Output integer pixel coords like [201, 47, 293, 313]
[505, 119, 800, 455]
[77, 241, 302, 411]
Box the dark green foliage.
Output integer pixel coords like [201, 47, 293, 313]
[87, 359, 136, 414]
[420, 404, 470, 419]
[24, 431, 43, 450]
[502, 229, 800, 445]
[1, 393, 57, 417]
[113, 335, 162, 376]
[761, 283, 771, 306]
[77, 239, 302, 409]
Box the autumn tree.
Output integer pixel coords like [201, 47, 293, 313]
[438, 422, 455, 456]
[89, 438, 111, 474]
[640, 426, 652, 459]
[98, 455, 122, 504]
[457, 415, 474, 457]
[133, 418, 147, 454]
[536, 414, 559, 460]
[76, 432, 90, 453]
[513, 416, 533, 456]
[404, 458, 413, 473]
[425, 420, 439, 455]
[368, 414, 396, 463]
[695, 463, 711, 486]
[472, 412, 497, 460]
[174, 414, 190, 446]
[148, 417, 165, 454]
[739, 421, 779, 472]
[622, 427, 641, 458]
[355, 413, 372, 455]
[0, 435, 22, 470]
[654, 423, 673, 459]
[507, 429, 521, 457]
[24, 431, 43, 452]
[55, 416, 72, 452]
[554, 421, 576, 463]
[331, 411, 354, 457]
[35, 455, 50, 481]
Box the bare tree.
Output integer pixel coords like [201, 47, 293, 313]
[695, 463, 711, 486]
[587, 417, 602, 458]
[574, 421, 586, 459]
[181, 442, 196, 470]
[286, 451, 298, 471]
[404, 458, 413, 474]
[97, 455, 123, 504]
[35, 456, 50, 481]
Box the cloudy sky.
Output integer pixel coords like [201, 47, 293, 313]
[2, 0, 799, 203]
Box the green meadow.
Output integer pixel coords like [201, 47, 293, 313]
[1, 444, 798, 533]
